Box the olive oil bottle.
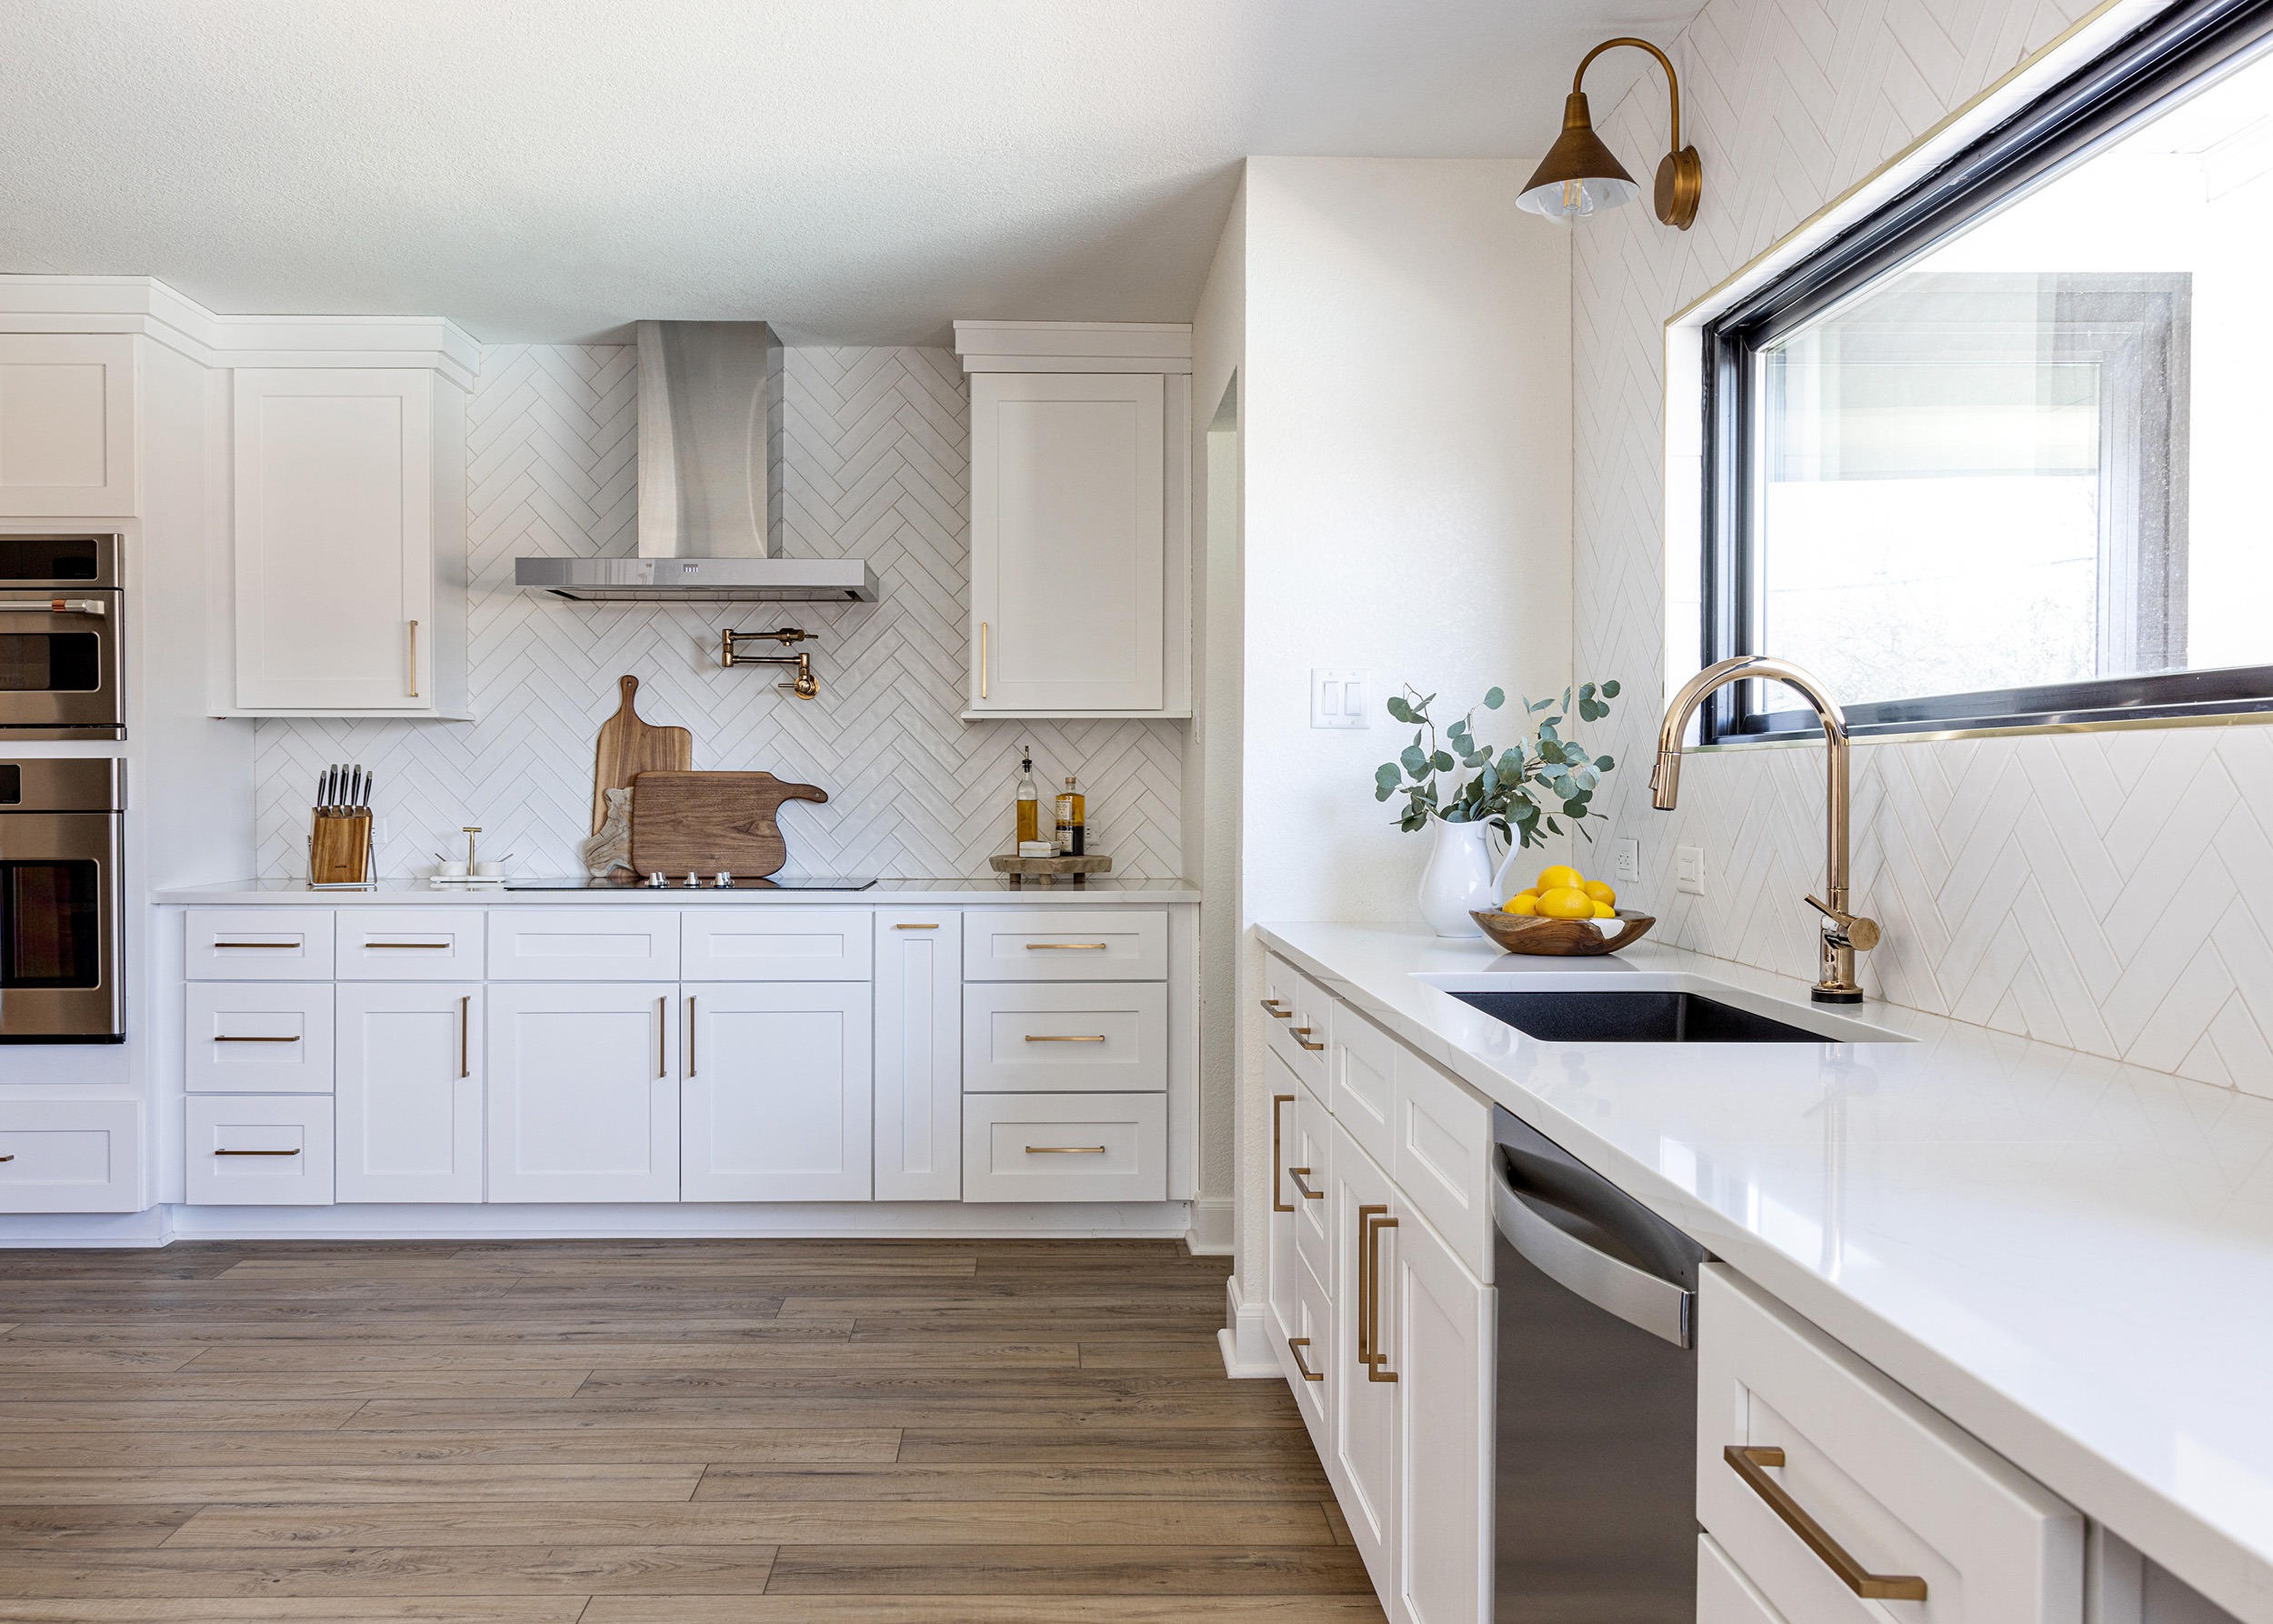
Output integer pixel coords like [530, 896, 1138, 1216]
[1054, 776, 1086, 856]
[1015, 747, 1040, 846]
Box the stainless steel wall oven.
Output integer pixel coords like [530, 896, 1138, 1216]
[0, 759, 124, 1042]
[0, 535, 125, 741]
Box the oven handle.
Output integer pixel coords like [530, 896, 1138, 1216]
[1492, 1148, 1692, 1348]
[0, 598, 106, 617]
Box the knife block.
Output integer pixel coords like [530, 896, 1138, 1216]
[309, 810, 375, 888]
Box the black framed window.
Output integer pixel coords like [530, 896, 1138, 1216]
[1700, 0, 2273, 743]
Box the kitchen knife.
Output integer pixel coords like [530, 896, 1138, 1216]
[360, 771, 374, 812]
[323, 767, 336, 811]
[350, 767, 363, 810]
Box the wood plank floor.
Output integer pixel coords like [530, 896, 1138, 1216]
[0, 1238, 1381, 1623]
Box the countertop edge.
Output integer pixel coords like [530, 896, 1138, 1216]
[155, 882, 1203, 906]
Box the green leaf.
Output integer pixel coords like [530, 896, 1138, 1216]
[1601, 679, 1621, 697]
[1374, 763, 1401, 790]
[1485, 687, 1505, 708]
[1375, 785, 1394, 802]
[1431, 750, 1456, 773]
[1563, 798, 1590, 818]
[1596, 754, 1616, 771]
[1579, 683, 1596, 702]
[1478, 765, 1497, 795]
[1386, 695, 1414, 724]
[1400, 745, 1427, 777]
[1528, 697, 1554, 714]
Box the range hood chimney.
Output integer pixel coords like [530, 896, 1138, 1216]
[516, 320, 878, 603]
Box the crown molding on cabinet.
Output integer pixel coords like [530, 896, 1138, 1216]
[953, 318, 1192, 375]
[0, 275, 481, 390]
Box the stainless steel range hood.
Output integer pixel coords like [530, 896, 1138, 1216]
[516, 321, 879, 603]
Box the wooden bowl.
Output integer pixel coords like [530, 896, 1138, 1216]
[1470, 907, 1655, 957]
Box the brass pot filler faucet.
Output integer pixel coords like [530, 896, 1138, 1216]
[721, 626, 820, 699]
[1651, 655, 1880, 1004]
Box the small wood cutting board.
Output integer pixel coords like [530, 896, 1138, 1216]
[629, 771, 829, 877]
[592, 675, 693, 833]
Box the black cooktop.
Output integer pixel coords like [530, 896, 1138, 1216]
[505, 876, 878, 891]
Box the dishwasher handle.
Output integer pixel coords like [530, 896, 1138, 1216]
[1493, 1148, 1693, 1348]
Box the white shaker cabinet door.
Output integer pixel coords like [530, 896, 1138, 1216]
[486, 983, 678, 1202]
[0, 334, 137, 516]
[682, 983, 873, 1202]
[1332, 1119, 1400, 1603]
[335, 982, 483, 1204]
[874, 911, 960, 1201]
[1393, 1196, 1494, 1624]
[968, 370, 1164, 714]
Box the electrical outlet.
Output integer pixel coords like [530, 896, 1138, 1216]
[1614, 837, 1639, 881]
[1310, 668, 1372, 729]
[1676, 845, 1705, 896]
[373, 818, 389, 844]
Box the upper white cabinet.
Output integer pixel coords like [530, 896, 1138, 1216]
[230, 366, 467, 717]
[0, 335, 136, 516]
[955, 321, 1190, 719]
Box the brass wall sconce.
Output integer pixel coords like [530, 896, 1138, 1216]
[721, 626, 821, 699]
[1518, 37, 1701, 229]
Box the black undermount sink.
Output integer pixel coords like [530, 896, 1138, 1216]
[1447, 989, 1827, 1043]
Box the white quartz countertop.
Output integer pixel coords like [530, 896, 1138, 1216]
[1260, 921, 2273, 1622]
[156, 878, 1200, 906]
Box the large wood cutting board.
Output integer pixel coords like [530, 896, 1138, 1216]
[592, 675, 693, 833]
[629, 771, 829, 877]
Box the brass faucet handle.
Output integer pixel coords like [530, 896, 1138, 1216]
[1806, 894, 1881, 952]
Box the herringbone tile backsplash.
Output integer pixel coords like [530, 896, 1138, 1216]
[254, 345, 1183, 882]
[1570, 0, 2273, 1096]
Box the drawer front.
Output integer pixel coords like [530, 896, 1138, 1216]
[185, 908, 335, 980]
[337, 909, 486, 979]
[1697, 1265, 2082, 1624]
[0, 1099, 142, 1214]
[961, 1093, 1167, 1202]
[1288, 1058, 1334, 1295]
[1285, 1243, 1334, 1448]
[1264, 954, 1329, 1082]
[683, 908, 873, 981]
[185, 1096, 335, 1207]
[185, 983, 335, 1095]
[1700, 1533, 1789, 1623]
[1330, 1001, 1397, 1171]
[962, 909, 1167, 981]
[1392, 1044, 1493, 1282]
[963, 981, 1167, 1093]
[486, 907, 681, 980]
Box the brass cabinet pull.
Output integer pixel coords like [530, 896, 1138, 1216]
[1356, 1203, 1386, 1368]
[1288, 1336, 1324, 1382]
[1724, 1446, 1928, 1601]
[211, 941, 297, 950]
[0, 1155, 15, 1163]
[1026, 942, 1107, 951]
[1288, 1168, 1322, 1201]
[1259, 998, 1293, 1019]
[1025, 1145, 1107, 1155]
[657, 996, 667, 1078]
[215, 1035, 300, 1044]
[1291, 1027, 1326, 1052]
[459, 995, 471, 1079]
[894, 922, 940, 929]
[1365, 1210, 1399, 1382]
[215, 1148, 300, 1157]
[686, 996, 696, 1078]
[363, 941, 453, 950]
[1270, 1094, 1296, 1212]
[407, 619, 419, 698]
[1025, 1033, 1106, 1043]
[980, 620, 989, 699]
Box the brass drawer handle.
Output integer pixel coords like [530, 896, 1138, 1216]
[407, 618, 419, 698]
[1723, 1446, 1928, 1601]
[1271, 1094, 1295, 1212]
[657, 996, 668, 1079]
[0, 1155, 14, 1163]
[1290, 1027, 1326, 1052]
[214, 1035, 300, 1044]
[1363, 1209, 1398, 1382]
[1025, 1145, 1107, 1155]
[1025, 1034, 1106, 1043]
[214, 1148, 301, 1158]
[1260, 998, 1292, 1018]
[980, 620, 989, 699]
[1357, 1203, 1385, 1368]
[1288, 1167, 1322, 1201]
[363, 941, 453, 950]
[211, 941, 298, 950]
[1287, 1336, 1324, 1382]
[1026, 942, 1107, 950]
[459, 995, 471, 1079]
[894, 922, 940, 929]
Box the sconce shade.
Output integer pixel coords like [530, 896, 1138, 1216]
[1517, 92, 1642, 217]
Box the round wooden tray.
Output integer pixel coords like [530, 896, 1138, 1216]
[1470, 907, 1655, 956]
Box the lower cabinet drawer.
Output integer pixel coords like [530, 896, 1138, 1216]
[185, 983, 335, 1094]
[1284, 1247, 1334, 1449]
[1700, 1532, 1788, 1623]
[185, 1096, 335, 1207]
[961, 1093, 1167, 1203]
[962, 982, 1167, 1093]
[1698, 1265, 2082, 1623]
[336, 909, 486, 979]
[0, 1099, 143, 1214]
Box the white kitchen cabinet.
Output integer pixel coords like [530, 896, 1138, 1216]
[1394, 1192, 1494, 1624]
[335, 982, 483, 1204]
[1333, 1118, 1401, 1599]
[0, 334, 137, 516]
[230, 366, 466, 716]
[0, 1099, 142, 1214]
[185, 982, 335, 1094]
[681, 982, 873, 1202]
[335, 910, 485, 980]
[874, 910, 961, 1201]
[1267, 1051, 1304, 1348]
[486, 982, 677, 1202]
[961, 981, 1167, 1093]
[185, 1095, 335, 1206]
[961, 1092, 1167, 1202]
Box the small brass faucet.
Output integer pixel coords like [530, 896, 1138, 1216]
[1650, 655, 1880, 1003]
[721, 627, 820, 699]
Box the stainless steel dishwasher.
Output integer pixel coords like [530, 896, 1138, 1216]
[1493, 1107, 1704, 1620]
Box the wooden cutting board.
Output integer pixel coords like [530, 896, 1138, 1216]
[592, 675, 693, 833]
[628, 771, 829, 877]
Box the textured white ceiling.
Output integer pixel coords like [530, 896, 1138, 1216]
[0, 0, 1699, 343]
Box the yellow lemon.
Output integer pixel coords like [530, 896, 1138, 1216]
[1537, 864, 1584, 893]
[1537, 886, 1595, 920]
[1502, 893, 1538, 916]
[1583, 879, 1617, 907]
[1593, 900, 1616, 918]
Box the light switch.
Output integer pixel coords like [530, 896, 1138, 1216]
[1311, 668, 1373, 729]
[1614, 837, 1639, 881]
[1676, 846, 1705, 896]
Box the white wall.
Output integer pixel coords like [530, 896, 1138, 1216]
[1224, 155, 1573, 1302]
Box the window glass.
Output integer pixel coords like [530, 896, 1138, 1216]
[1753, 45, 2273, 708]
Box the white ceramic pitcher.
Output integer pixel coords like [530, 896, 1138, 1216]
[1417, 818, 1523, 937]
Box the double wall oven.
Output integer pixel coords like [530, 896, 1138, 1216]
[0, 759, 125, 1042]
[1, 534, 124, 741]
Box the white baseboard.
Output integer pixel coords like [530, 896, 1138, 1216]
[4, 1200, 1193, 1248]
[1184, 1196, 1233, 1256]
[1218, 1273, 1280, 1378]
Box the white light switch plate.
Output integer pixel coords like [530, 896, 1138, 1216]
[1311, 668, 1372, 729]
[1614, 837, 1639, 881]
[1676, 846, 1705, 896]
